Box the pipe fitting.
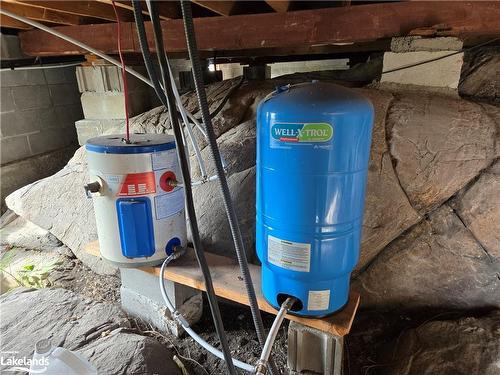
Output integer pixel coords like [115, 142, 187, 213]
[255, 360, 268, 375]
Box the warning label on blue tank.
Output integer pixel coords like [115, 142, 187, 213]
[268, 235, 310, 273]
[307, 290, 330, 311]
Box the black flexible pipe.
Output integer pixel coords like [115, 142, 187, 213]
[132, 2, 236, 374]
[194, 75, 245, 122]
[180, 2, 279, 374]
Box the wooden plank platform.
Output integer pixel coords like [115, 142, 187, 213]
[85, 241, 359, 337]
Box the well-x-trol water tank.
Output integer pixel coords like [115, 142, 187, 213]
[85, 134, 186, 267]
[256, 81, 374, 316]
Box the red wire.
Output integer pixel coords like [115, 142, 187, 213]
[111, 0, 130, 143]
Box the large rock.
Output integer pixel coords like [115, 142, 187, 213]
[385, 312, 500, 375]
[5, 148, 113, 275]
[0, 216, 63, 251]
[459, 46, 500, 100]
[0, 288, 180, 375]
[192, 167, 256, 258]
[77, 332, 181, 375]
[452, 161, 500, 260]
[354, 205, 500, 310]
[357, 90, 421, 270]
[5, 77, 497, 272]
[388, 91, 497, 212]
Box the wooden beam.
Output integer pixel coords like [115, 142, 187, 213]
[192, 1, 236, 16]
[1, 2, 90, 26]
[0, 14, 31, 29]
[85, 241, 360, 337]
[10, 0, 134, 22]
[19, 2, 500, 57]
[97, 0, 180, 20]
[265, 1, 290, 13]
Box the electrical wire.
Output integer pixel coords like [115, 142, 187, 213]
[179, 2, 279, 375]
[132, 2, 237, 374]
[111, 0, 130, 143]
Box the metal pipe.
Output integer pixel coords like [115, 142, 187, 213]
[255, 297, 295, 375]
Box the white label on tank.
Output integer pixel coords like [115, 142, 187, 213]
[152, 149, 177, 171]
[268, 235, 310, 272]
[154, 188, 184, 220]
[307, 290, 330, 311]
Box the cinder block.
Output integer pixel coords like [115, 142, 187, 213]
[80, 91, 151, 119]
[48, 83, 81, 106]
[1, 88, 15, 112]
[28, 127, 76, 155]
[0, 34, 25, 60]
[0, 110, 40, 137]
[1, 136, 31, 164]
[120, 268, 202, 337]
[381, 51, 464, 89]
[43, 66, 77, 85]
[76, 65, 149, 93]
[288, 321, 344, 375]
[0, 69, 46, 87]
[74, 118, 123, 145]
[391, 36, 463, 53]
[11, 85, 52, 110]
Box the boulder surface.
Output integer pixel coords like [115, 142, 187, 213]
[0, 287, 180, 375]
[385, 312, 500, 375]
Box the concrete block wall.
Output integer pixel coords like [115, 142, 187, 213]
[1, 66, 82, 165]
[381, 36, 464, 90]
[0, 64, 82, 212]
[75, 65, 157, 144]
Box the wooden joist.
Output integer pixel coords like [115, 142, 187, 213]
[0, 13, 31, 29]
[1, 1, 95, 26]
[97, 0, 181, 20]
[9, 0, 135, 22]
[265, 1, 290, 13]
[193, 0, 236, 16]
[85, 240, 359, 336]
[18, 1, 500, 57]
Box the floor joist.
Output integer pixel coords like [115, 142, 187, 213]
[18, 2, 500, 57]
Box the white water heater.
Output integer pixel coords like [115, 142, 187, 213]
[85, 134, 186, 267]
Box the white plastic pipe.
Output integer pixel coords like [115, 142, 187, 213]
[159, 256, 255, 373]
[0, 61, 82, 71]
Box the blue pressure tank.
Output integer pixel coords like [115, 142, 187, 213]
[256, 81, 374, 316]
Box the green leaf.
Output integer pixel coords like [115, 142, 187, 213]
[23, 264, 35, 271]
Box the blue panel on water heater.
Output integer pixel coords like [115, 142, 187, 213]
[256, 81, 374, 316]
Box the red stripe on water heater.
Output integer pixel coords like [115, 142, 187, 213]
[118, 172, 156, 196]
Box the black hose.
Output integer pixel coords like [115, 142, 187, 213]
[180, 2, 279, 375]
[132, 2, 237, 374]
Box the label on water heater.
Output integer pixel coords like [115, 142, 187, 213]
[267, 235, 310, 272]
[307, 290, 330, 311]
